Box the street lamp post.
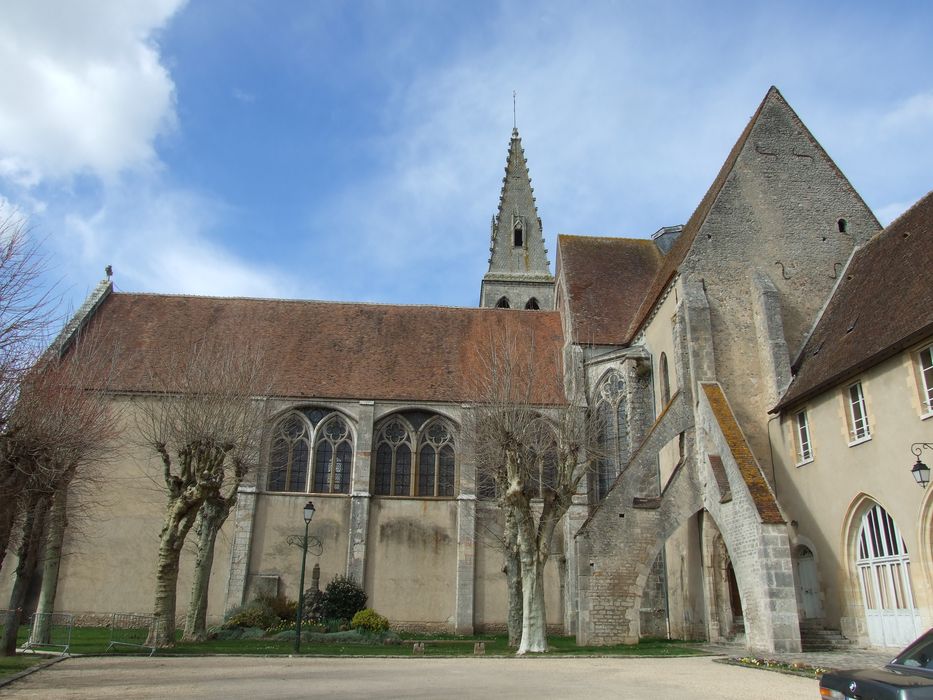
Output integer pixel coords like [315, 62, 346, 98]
[294, 500, 316, 654]
[910, 443, 932, 488]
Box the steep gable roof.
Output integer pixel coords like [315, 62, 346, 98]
[86, 294, 568, 405]
[556, 235, 662, 345]
[775, 190, 933, 411]
[624, 86, 877, 342]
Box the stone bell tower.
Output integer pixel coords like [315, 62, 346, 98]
[479, 128, 555, 310]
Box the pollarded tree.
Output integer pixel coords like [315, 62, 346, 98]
[0, 327, 120, 656]
[469, 329, 602, 654]
[181, 453, 249, 641]
[136, 337, 271, 647]
[0, 212, 57, 573]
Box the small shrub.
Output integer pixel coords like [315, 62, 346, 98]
[257, 594, 297, 622]
[222, 599, 279, 630]
[351, 609, 389, 634]
[319, 575, 367, 622]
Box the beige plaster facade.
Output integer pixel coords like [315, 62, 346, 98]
[774, 339, 933, 647]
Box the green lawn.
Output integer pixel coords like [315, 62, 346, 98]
[8, 625, 706, 657]
[0, 654, 46, 678]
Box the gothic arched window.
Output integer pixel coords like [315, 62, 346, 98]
[374, 418, 413, 496]
[526, 440, 558, 499]
[268, 412, 312, 492]
[593, 370, 629, 502]
[314, 415, 353, 494]
[373, 414, 457, 497]
[525, 297, 540, 310]
[659, 352, 671, 406]
[496, 297, 511, 309]
[417, 419, 456, 497]
[267, 410, 354, 494]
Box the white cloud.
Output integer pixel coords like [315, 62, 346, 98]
[306, 8, 754, 304]
[881, 92, 933, 132]
[0, 0, 185, 184]
[59, 184, 299, 300]
[0, 1, 302, 307]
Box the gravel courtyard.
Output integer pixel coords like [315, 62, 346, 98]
[3, 655, 817, 699]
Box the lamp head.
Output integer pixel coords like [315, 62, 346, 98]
[303, 500, 316, 524]
[912, 459, 930, 488]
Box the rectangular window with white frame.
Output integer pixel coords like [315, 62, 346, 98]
[847, 381, 871, 444]
[795, 410, 813, 464]
[919, 345, 933, 417]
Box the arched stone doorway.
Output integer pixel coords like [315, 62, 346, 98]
[726, 561, 742, 619]
[707, 526, 743, 642]
[795, 545, 822, 620]
[855, 503, 921, 647]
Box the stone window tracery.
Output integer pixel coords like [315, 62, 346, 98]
[374, 418, 413, 496]
[314, 415, 352, 494]
[268, 412, 312, 492]
[373, 414, 457, 497]
[593, 369, 629, 502]
[526, 442, 558, 499]
[266, 410, 354, 494]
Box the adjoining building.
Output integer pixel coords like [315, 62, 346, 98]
[771, 193, 933, 649]
[1, 86, 929, 653]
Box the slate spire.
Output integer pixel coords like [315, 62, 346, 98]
[479, 128, 555, 309]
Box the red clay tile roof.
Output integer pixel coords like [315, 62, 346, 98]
[701, 383, 784, 524]
[624, 86, 876, 342]
[556, 235, 662, 346]
[775, 190, 933, 411]
[86, 294, 568, 405]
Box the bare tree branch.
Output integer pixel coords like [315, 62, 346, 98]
[466, 322, 604, 654]
[134, 335, 273, 646]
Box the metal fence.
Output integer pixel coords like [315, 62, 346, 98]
[105, 613, 156, 656]
[22, 612, 74, 655]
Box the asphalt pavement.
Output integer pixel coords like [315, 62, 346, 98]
[1, 655, 819, 699]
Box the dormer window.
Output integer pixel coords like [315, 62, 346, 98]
[513, 223, 523, 247]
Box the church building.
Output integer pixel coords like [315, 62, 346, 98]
[2, 86, 930, 654]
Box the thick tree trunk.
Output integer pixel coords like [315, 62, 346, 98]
[503, 509, 523, 648]
[147, 500, 199, 648]
[517, 556, 548, 655]
[0, 498, 17, 575]
[513, 499, 548, 654]
[1, 495, 49, 656]
[182, 497, 227, 641]
[32, 484, 69, 644]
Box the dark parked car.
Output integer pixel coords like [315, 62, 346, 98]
[820, 629, 933, 699]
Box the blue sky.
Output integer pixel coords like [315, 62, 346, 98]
[1, 1, 931, 316]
